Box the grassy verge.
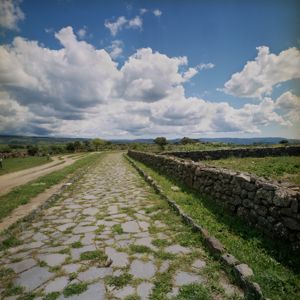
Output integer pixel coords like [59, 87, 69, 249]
[205, 156, 300, 186]
[0, 153, 102, 222]
[0, 156, 53, 175]
[130, 158, 300, 300]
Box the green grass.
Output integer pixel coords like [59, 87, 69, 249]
[205, 156, 300, 185]
[105, 273, 133, 288]
[112, 224, 124, 234]
[0, 156, 53, 175]
[0, 153, 102, 223]
[43, 292, 60, 300]
[63, 283, 88, 297]
[79, 250, 107, 262]
[131, 157, 300, 300]
[175, 283, 211, 300]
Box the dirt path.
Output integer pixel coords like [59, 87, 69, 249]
[0, 152, 243, 299]
[0, 155, 83, 196]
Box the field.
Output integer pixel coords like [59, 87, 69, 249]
[205, 156, 300, 185]
[132, 158, 300, 299]
[0, 156, 52, 175]
[0, 153, 101, 222]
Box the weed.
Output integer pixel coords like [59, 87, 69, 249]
[43, 292, 60, 300]
[63, 283, 88, 297]
[175, 283, 211, 300]
[149, 272, 172, 299]
[112, 224, 124, 234]
[152, 239, 169, 247]
[129, 244, 152, 253]
[0, 235, 22, 250]
[71, 241, 83, 248]
[105, 273, 133, 288]
[80, 250, 107, 262]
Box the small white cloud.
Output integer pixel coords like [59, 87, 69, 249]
[0, 0, 25, 30]
[108, 40, 123, 59]
[128, 16, 142, 30]
[140, 8, 147, 15]
[104, 16, 127, 36]
[76, 26, 87, 39]
[153, 9, 162, 17]
[45, 28, 54, 34]
[197, 63, 215, 70]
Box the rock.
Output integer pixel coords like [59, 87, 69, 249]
[171, 186, 180, 192]
[129, 260, 157, 279]
[36, 254, 68, 267]
[14, 266, 53, 291]
[234, 264, 253, 278]
[77, 266, 112, 281]
[205, 236, 225, 254]
[137, 282, 154, 300]
[174, 271, 203, 286]
[221, 253, 239, 266]
[44, 276, 69, 293]
[164, 244, 191, 255]
[283, 217, 300, 230]
[192, 259, 206, 269]
[121, 221, 140, 233]
[8, 258, 36, 273]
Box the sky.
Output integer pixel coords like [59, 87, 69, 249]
[0, 0, 300, 139]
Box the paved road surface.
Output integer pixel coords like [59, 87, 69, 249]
[0, 152, 243, 299]
[0, 155, 83, 196]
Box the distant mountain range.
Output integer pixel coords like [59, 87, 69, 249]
[1, 135, 299, 146]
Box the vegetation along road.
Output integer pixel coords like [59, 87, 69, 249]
[0, 152, 243, 299]
[0, 155, 84, 196]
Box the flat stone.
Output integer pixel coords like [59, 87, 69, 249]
[105, 247, 129, 267]
[129, 260, 156, 279]
[166, 287, 179, 298]
[159, 261, 170, 273]
[57, 223, 76, 231]
[14, 266, 53, 291]
[33, 232, 48, 242]
[58, 281, 105, 300]
[174, 271, 203, 286]
[121, 221, 140, 233]
[135, 237, 156, 250]
[192, 259, 206, 270]
[138, 221, 150, 231]
[112, 285, 135, 299]
[62, 263, 81, 273]
[77, 266, 112, 281]
[8, 258, 36, 273]
[108, 205, 118, 214]
[234, 264, 253, 278]
[83, 207, 98, 216]
[65, 235, 80, 245]
[25, 241, 44, 249]
[73, 226, 98, 234]
[37, 254, 68, 267]
[137, 282, 154, 300]
[164, 244, 191, 255]
[221, 253, 239, 266]
[44, 276, 69, 293]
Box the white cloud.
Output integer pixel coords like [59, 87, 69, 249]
[128, 16, 142, 30]
[198, 63, 215, 70]
[0, 0, 25, 30]
[153, 9, 162, 17]
[76, 26, 87, 39]
[104, 16, 127, 36]
[0, 28, 295, 137]
[223, 46, 300, 99]
[140, 8, 147, 15]
[108, 40, 123, 59]
[104, 15, 143, 36]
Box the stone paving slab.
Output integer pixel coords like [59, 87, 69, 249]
[0, 152, 244, 300]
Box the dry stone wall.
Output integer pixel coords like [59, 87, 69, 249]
[128, 150, 300, 250]
[162, 145, 300, 161]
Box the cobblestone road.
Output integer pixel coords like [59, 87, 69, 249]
[0, 152, 243, 300]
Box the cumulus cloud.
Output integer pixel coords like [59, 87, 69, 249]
[0, 0, 24, 30]
[108, 40, 123, 59]
[128, 16, 142, 30]
[223, 46, 300, 99]
[153, 9, 162, 17]
[275, 91, 300, 124]
[0, 28, 295, 137]
[140, 8, 147, 15]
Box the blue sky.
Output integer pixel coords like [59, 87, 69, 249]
[0, 0, 300, 139]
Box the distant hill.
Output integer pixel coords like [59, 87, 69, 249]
[0, 135, 299, 146]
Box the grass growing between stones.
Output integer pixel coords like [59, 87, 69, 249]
[205, 156, 300, 186]
[63, 282, 88, 297]
[0, 156, 52, 175]
[80, 250, 107, 262]
[131, 158, 300, 300]
[0, 153, 103, 223]
[174, 283, 211, 300]
[105, 273, 133, 288]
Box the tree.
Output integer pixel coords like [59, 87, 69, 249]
[279, 139, 289, 145]
[180, 137, 197, 145]
[27, 145, 39, 156]
[92, 138, 107, 151]
[154, 137, 168, 150]
[74, 141, 83, 152]
[66, 142, 75, 152]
